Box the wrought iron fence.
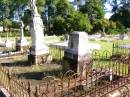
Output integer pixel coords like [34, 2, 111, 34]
[49, 45, 64, 64]
[0, 50, 128, 97]
[112, 41, 130, 56]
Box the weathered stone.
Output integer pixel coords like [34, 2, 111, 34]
[28, 53, 52, 65]
[64, 31, 92, 73]
[28, 0, 49, 64]
[16, 21, 29, 52]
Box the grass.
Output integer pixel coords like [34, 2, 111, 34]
[0, 36, 130, 80]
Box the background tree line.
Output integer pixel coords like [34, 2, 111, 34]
[0, 0, 130, 36]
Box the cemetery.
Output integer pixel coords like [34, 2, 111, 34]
[0, 0, 130, 97]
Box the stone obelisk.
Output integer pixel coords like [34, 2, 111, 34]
[16, 21, 29, 52]
[28, 0, 49, 64]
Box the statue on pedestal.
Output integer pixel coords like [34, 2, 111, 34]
[28, 0, 49, 65]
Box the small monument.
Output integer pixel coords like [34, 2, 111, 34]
[28, 0, 49, 64]
[64, 31, 92, 73]
[16, 21, 29, 52]
[127, 32, 130, 38]
[4, 33, 12, 48]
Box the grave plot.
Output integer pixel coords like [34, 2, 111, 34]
[0, 50, 128, 97]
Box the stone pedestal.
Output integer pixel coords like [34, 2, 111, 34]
[16, 45, 29, 52]
[4, 39, 12, 48]
[16, 38, 29, 52]
[28, 53, 52, 65]
[16, 21, 29, 52]
[64, 31, 92, 73]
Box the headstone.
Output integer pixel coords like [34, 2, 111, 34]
[100, 32, 106, 38]
[4, 33, 12, 48]
[28, 0, 49, 64]
[64, 31, 92, 73]
[119, 33, 124, 40]
[64, 34, 69, 41]
[16, 21, 29, 52]
[0, 26, 3, 32]
[119, 33, 128, 40]
[5, 40, 12, 48]
[127, 32, 130, 38]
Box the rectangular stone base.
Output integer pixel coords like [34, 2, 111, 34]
[63, 55, 92, 73]
[16, 45, 29, 52]
[28, 54, 50, 65]
[63, 57, 78, 72]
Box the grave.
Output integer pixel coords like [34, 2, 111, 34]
[119, 33, 128, 40]
[28, 0, 49, 64]
[4, 34, 12, 48]
[127, 32, 130, 38]
[16, 21, 29, 52]
[64, 31, 92, 73]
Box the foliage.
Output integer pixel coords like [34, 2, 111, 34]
[110, 4, 130, 29]
[65, 12, 92, 33]
[52, 11, 92, 35]
[52, 16, 65, 35]
[79, 0, 105, 33]
[21, 9, 31, 30]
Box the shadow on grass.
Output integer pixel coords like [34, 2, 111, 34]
[1, 60, 30, 67]
[16, 69, 63, 80]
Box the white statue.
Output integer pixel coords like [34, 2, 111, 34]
[29, 0, 49, 55]
[30, 0, 39, 16]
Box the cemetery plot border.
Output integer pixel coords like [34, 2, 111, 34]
[0, 51, 128, 97]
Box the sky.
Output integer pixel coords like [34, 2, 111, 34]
[68, 0, 113, 19]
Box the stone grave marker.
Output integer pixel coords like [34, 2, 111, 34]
[64, 31, 92, 73]
[16, 21, 29, 52]
[28, 0, 50, 64]
[127, 32, 130, 38]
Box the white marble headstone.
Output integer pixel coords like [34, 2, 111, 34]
[65, 31, 91, 61]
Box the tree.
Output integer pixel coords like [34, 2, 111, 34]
[110, 2, 130, 28]
[65, 12, 92, 33]
[56, 0, 73, 16]
[95, 19, 110, 33]
[3, 18, 12, 32]
[21, 9, 31, 30]
[52, 11, 92, 35]
[0, 0, 13, 31]
[79, 0, 105, 33]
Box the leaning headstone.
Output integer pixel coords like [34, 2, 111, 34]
[64, 31, 92, 73]
[28, 0, 49, 65]
[16, 21, 29, 52]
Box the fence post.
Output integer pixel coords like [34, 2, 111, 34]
[127, 54, 130, 97]
[128, 54, 130, 83]
[7, 69, 11, 91]
[27, 81, 31, 97]
[34, 86, 39, 97]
